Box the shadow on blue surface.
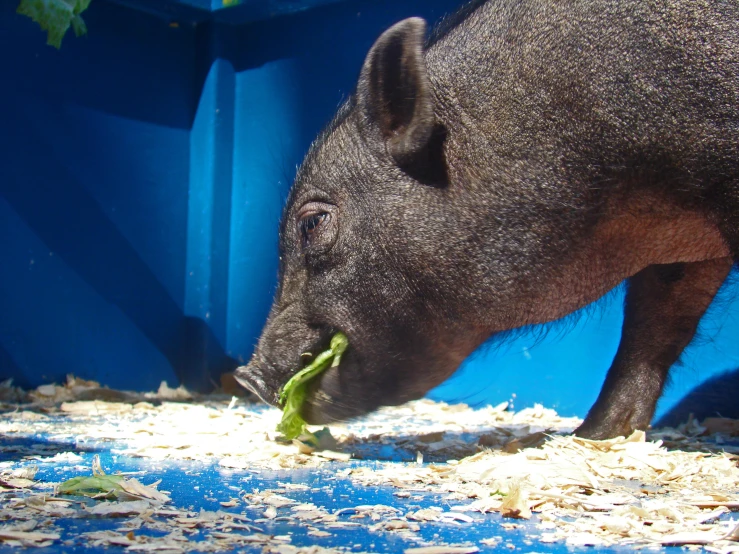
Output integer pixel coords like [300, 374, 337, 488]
[0, 344, 25, 389]
[656, 368, 739, 427]
[0, 436, 104, 464]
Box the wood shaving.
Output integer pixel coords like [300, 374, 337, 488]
[349, 429, 739, 550]
[86, 499, 154, 516]
[0, 379, 736, 552]
[403, 546, 480, 554]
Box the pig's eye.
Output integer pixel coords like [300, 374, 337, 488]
[296, 201, 336, 253]
[298, 211, 329, 247]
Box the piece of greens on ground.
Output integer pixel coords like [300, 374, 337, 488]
[58, 454, 124, 498]
[17, 0, 92, 49]
[277, 332, 348, 440]
[58, 454, 169, 502]
[58, 474, 125, 498]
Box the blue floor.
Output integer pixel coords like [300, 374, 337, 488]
[1, 432, 727, 553]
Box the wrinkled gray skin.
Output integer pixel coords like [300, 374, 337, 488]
[236, 0, 739, 439]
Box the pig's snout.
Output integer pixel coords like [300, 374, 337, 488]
[236, 344, 392, 425]
[234, 358, 281, 406]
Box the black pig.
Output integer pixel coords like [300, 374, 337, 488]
[236, 0, 738, 439]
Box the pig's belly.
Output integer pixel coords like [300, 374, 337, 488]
[529, 191, 731, 324]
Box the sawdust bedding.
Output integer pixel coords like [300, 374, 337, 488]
[0, 376, 737, 553]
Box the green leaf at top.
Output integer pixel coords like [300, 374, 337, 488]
[17, 0, 93, 49]
[276, 332, 349, 440]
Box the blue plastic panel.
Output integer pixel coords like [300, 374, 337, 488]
[1, 1, 198, 390]
[110, 0, 353, 24]
[429, 282, 739, 422]
[2, 0, 738, 422]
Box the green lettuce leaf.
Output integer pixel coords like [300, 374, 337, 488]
[58, 474, 125, 497]
[17, 0, 92, 49]
[277, 332, 348, 440]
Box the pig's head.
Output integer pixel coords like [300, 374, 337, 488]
[235, 18, 491, 423]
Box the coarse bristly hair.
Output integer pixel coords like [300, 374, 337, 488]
[239, 0, 739, 442]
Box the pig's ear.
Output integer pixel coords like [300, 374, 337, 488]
[358, 17, 443, 181]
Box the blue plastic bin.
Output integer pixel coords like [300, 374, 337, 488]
[1, 0, 738, 422]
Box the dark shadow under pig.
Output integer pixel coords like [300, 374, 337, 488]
[236, 0, 739, 439]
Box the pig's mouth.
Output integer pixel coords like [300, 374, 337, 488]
[234, 329, 336, 407]
[300, 348, 390, 424]
[235, 338, 406, 424]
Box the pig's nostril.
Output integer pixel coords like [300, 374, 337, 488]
[299, 351, 314, 369]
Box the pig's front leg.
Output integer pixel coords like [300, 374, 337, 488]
[575, 257, 733, 440]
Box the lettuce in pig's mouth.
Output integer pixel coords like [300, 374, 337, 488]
[277, 332, 348, 440]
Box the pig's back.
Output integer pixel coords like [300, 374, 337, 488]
[426, 0, 739, 204]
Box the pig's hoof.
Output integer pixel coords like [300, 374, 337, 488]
[573, 418, 644, 440]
